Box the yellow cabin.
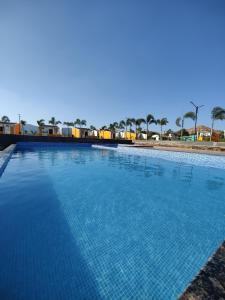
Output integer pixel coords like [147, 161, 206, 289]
[125, 132, 136, 140]
[99, 130, 112, 139]
[72, 128, 80, 138]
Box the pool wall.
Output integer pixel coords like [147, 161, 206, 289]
[0, 134, 133, 149]
[0, 144, 16, 176]
[16, 142, 118, 150]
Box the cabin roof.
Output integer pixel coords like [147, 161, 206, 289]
[40, 124, 59, 128]
[0, 122, 16, 125]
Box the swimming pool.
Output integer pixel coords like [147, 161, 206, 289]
[0, 144, 225, 299]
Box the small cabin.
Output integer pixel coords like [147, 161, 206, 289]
[138, 132, 147, 140]
[62, 127, 90, 138]
[99, 130, 112, 139]
[39, 125, 59, 136]
[124, 132, 136, 140]
[0, 122, 21, 135]
[88, 129, 98, 138]
[62, 127, 79, 137]
[22, 124, 38, 135]
[151, 134, 160, 141]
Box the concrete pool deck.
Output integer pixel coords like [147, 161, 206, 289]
[132, 141, 225, 156]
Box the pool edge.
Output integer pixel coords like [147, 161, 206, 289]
[179, 240, 225, 299]
[0, 144, 16, 176]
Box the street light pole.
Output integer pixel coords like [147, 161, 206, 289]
[18, 114, 21, 134]
[190, 101, 204, 141]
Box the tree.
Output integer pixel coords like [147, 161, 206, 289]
[190, 101, 204, 140]
[90, 125, 96, 130]
[126, 118, 133, 132]
[135, 118, 145, 137]
[20, 120, 26, 135]
[80, 120, 87, 128]
[210, 106, 225, 141]
[74, 118, 81, 128]
[49, 117, 61, 126]
[48, 117, 61, 135]
[37, 119, 45, 126]
[157, 118, 169, 140]
[176, 112, 196, 138]
[37, 119, 45, 135]
[63, 122, 69, 127]
[119, 120, 125, 130]
[1, 116, 10, 123]
[108, 123, 118, 134]
[145, 114, 156, 139]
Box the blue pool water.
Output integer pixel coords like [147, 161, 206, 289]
[0, 144, 225, 299]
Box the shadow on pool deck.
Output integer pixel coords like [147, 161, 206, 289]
[0, 173, 101, 300]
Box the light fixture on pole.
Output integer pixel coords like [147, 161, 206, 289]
[190, 101, 204, 141]
[18, 114, 21, 134]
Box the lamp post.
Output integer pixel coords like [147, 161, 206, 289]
[18, 114, 21, 134]
[190, 101, 204, 141]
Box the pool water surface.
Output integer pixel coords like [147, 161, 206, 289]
[0, 145, 225, 299]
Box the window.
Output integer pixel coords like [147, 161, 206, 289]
[49, 129, 53, 135]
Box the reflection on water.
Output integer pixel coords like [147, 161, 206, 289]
[15, 147, 225, 192]
[206, 177, 224, 191]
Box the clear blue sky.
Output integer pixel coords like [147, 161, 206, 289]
[0, 0, 225, 131]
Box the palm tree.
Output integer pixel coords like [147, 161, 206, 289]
[1, 115, 10, 123]
[123, 119, 128, 133]
[37, 119, 45, 126]
[113, 122, 119, 130]
[108, 123, 118, 138]
[80, 120, 87, 128]
[37, 119, 45, 135]
[49, 117, 61, 135]
[125, 118, 131, 132]
[135, 118, 145, 137]
[119, 120, 125, 130]
[118, 120, 125, 138]
[176, 111, 196, 138]
[90, 125, 96, 130]
[49, 117, 61, 126]
[210, 106, 225, 141]
[63, 122, 69, 127]
[157, 118, 169, 140]
[145, 114, 156, 139]
[20, 120, 26, 134]
[74, 118, 81, 128]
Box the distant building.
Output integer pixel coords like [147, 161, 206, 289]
[151, 134, 160, 141]
[62, 127, 92, 138]
[124, 132, 136, 140]
[99, 130, 112, 139]
[39, 125, 60, 136]
[22, 124, 38, 135]
[87, 129, 98, 138]
[0, 122, 20, 135]
[137, 132, 147, 140]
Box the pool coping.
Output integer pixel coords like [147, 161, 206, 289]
[0, 144, 16, 176]
[179, 240, 225, 299]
